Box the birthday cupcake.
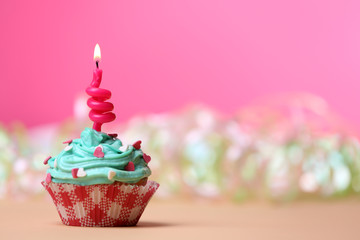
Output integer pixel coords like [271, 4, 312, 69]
[42, 44, 159, 227]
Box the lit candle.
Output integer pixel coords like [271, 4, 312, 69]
[86, 44, 116, 132]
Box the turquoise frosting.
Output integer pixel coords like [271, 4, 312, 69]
[46, 128, 151, 185]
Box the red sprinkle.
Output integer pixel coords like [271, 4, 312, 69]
[63, 139, 73, 144]
[46, 173, 52, 183]
[94, 146, 105, 158]
[125, 161, 135, 171]
[132, 140, 142, 150]
[108, 133, 118, 138]
[143, 153, 151, 163]
[72, 168, 79, 178]
[43, 156, 51, 165]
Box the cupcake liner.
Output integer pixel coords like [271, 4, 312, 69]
[42, 180, 159, 227]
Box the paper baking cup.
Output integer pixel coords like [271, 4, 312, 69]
[42, 180, 159, 227]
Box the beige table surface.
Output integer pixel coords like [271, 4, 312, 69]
[0, 198, 359, 240]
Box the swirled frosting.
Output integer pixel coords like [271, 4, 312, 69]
[46, 128, 151, 185]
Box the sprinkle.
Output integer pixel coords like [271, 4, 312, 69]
[63, 139, 73, 144]
[143, 153, 151, 163]
[46, 173, 52, 183]
[77, 168, 87, 177]
[125, 161, 135, 171]
[132, 140, 142, 150]
[43, 156, 51, 165]
[72, 168, 79, 178]
[108, 133, 118, 138]
[119, 145, 128, 152]
[108, 170, 116, 180]
[54, 158, 57, 168]
[64, 145, 73, 152]
[94, 145, 105, 158]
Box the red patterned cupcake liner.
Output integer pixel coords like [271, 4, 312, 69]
[42, 180, 159, 227]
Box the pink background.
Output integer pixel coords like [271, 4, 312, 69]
[1, 0, 359, 127]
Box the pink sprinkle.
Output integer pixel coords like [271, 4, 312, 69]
[132, 140, 142, 150]
[72, 168, 79, 178]
[143, 153, 151, 163]
[46, 173, 52, 183]
[63, 139, 73, 144]
[43, 156, 51, 165]
[108, 133, 118, 138]
[125, 161, 135, 171]
[94, 146, 105, 158]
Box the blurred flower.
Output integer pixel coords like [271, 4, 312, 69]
[1, 93, 360, 202]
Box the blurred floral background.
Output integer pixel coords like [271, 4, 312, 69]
[2, 93, 360, 202]
[1, 1, 360, 203]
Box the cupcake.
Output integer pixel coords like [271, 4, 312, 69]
[42, 44, 159, 227]
[42, 128, 159, 226]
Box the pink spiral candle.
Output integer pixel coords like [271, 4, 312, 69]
[86, 68, 116, 132]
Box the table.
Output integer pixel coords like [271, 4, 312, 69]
[0, 198, 359, 240]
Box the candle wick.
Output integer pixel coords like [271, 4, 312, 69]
[96, 61, 99, 69]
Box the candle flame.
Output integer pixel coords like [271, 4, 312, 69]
[94, 44, 101, 61]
